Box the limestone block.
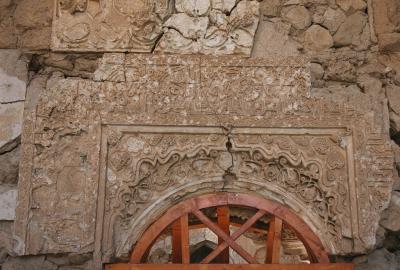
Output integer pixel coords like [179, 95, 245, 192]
[0, 51, 27, 103]
[2, 256, 58, 270]
[0, 50, 27, 149]
[353, 249, 399, 270]
[176, 0, 211, 16]
[380, 191, 400, 232]
[0, 103, 24, 149]
[337, 0, 367, 12]
[0, 187, 17, 220]
[52, 0, 259, 55]
[259, 0, 282, 17]
[304, 25, 334, 51]
[163, 13, 209, 40]
[322, 7, 346, 33]
[333, 11, 368, 47]
[281, 5, 311, 30]
[14, 0, 52, 29]
[0, 144, 20, 185]
[252, 20, 301, 57]
[156, 0, 260, 55]
[211, 0, 236, 13]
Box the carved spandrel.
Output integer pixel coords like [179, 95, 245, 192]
[103, 128, 353, 256]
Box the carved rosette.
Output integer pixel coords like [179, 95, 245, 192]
[53, 0, 172, 51]
[52, 0, 260, 55]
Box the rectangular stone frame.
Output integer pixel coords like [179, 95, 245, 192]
[14, 55, 393, 269]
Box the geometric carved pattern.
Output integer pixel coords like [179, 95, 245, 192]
[107, 128, 350, 258]
[15, 55, 394, 270]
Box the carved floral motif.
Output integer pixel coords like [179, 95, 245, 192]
[106, 131, 350, 253]
[52, 0, 260, 54]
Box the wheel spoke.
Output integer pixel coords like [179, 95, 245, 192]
[192, 210, 258, 264]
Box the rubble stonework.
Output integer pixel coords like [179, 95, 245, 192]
[0, 0, 400, 269]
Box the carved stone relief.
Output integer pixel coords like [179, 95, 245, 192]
[15, 55, 394, 268]
[51, 0, 260, 54]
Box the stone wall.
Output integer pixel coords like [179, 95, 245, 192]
[0, 0, 399, 269]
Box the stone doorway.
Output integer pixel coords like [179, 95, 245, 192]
[104, 193, 354, 269]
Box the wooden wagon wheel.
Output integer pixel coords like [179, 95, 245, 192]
[106, 193, 354, 270]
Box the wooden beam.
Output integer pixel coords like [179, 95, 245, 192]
[172, 218, 182, 263]
[181, 214, 190, 264]
[172, 215, 190, 263]
[192, 210, 257, 264]
[217, 206, 230, 263]
[105, 264, 355, 270]
[202, 210, 266, 264]
[266, 217, 283, 264]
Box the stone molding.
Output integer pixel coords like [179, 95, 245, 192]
[14, 55, 394, 267]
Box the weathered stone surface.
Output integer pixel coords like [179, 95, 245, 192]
[353, 249, 400, 270]
[304, 25, 334, 51]
[0, 50, 28, 103]
[252, 20, 301, 57]
[0, 103, 24, 149]
[0, 221, 15, 264]
[52, 0, 259, 55]
[336, 0, 367, 12]
[0, 143, 20, 186]
[0, 187, 17, 220]
[14, 55, 394, 268]
[334, 11, 368, 47]
[156, 0, 260, 55]
[0, 0, 53, 50]
[259, 0, 282, 17]
[372, 0, 400, 51]
[281, 5, 311, 30]
[380, 191, 400, 232]
[322, 8, 346, 34]
[2, 256, 57, 270]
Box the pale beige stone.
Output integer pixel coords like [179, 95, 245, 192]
[157, 0, 260, 55]
[281, 5, 311, 30]
[337, 0, 367, 11]
[0, 50, 27, 103]
[14, 55, 394, 266]
[304, 25, 334, 51]
[310, 62, 324, 81]
[0, 103, 24, 149]
[322, 7, 346, 33]
[0, 187, 17, 220]
[252, 20, 301, 57]
[211, 0, 236, 13]
[163, 13, 209, 40]
[176, 0, 211, 16]
[333, 11, 368, 46]
[52, 0, 259, 55]
[380, 191, 400, 232]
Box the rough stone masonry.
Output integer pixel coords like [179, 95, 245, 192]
[0, 0, 400, 269]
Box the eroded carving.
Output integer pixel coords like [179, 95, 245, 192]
[52, 0, 260, 54]
[15, 55, 394, 264]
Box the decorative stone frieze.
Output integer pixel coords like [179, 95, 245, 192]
[51, 0, 260, 55]
[14, 55, 394, 268]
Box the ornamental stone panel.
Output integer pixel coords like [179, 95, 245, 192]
[51, 0, 260, 55]
[14, 54, 394, 268]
